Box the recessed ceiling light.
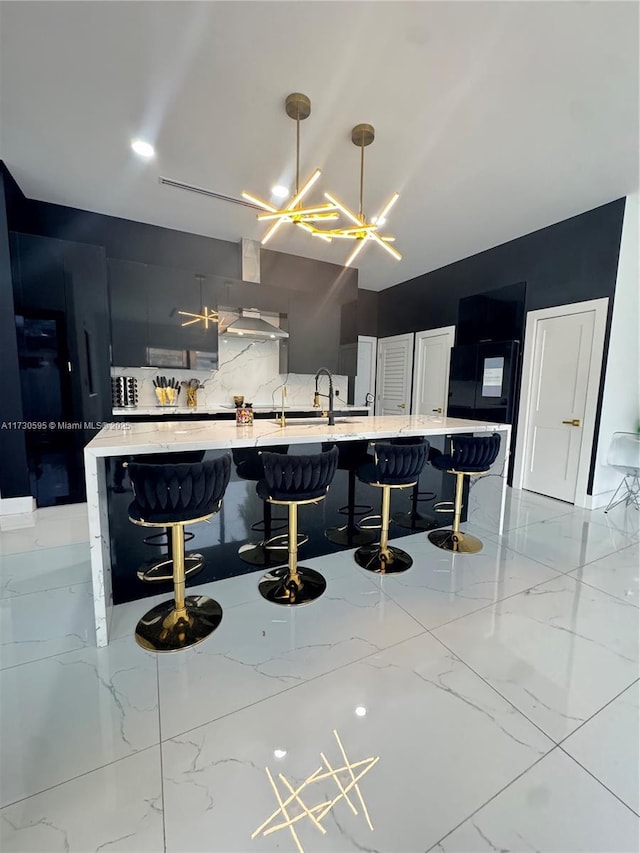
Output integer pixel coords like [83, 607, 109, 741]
[355, 705, 367, 717]
[131, 139, 155, 159]
[271, 185, 289, 199]
[273, 748, 287, 759]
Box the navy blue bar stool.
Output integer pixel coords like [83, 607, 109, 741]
[322, 441, 377, 548]
[428, 434, 501, 554]
[233, 446, 289, 567]
[132, 451, 207, 583]
[389, 438, 439, 531]
[257, 446, 338, 606]
[128, 455, 231, 651]
[354, 439, 429, 574]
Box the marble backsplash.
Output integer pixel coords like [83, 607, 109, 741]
[111, 337, 348, 410]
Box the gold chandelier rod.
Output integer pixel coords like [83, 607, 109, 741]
[242, 93, 337, 245]
[317, 122, 401, 266]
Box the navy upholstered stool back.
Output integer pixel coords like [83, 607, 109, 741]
[130, 449, 208, 584]
[321, 441, 376, 548]
[256, 446, 339, 607]
[258, 446, 339, 503]
[358, 439, 428, 487]
[128, 456, 231, 525]
[232, 446, 289, 482]
[428, 434, 501, 555]
[128, 455, 231, 653]
[431, 434, 501, 474]
[353, 439, 429, 575]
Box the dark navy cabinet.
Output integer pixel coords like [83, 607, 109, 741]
[108, 261, 219, 366]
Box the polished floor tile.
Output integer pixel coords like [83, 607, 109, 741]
[569, 542, 639, 605]
[434, 574, 639, 742]
[0, 747, 164, 852]
[469, 482, 574, 533]
[0, 582, 95, 669]
[161, 632, 553, 853]
[0, 542, 92, 599]
[0, 512, 89, 555]
[435, 747, 639, 852]
[486, 512, 638, 573]
[576, 501, 640, 541]
[156, 570, 425, 740]
[561, 681, 640, 814]
[0, 637, 159, 807]
[1, 489, 638, 852]
[367, 531, 560, 629]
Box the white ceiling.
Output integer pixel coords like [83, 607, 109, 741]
[0, 1, 637, 291]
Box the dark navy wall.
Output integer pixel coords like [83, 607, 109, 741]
[10, 198, 241, 278]
[376, 199, 625, 337]
[374, 198, 627, 494]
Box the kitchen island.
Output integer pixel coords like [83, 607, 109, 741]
[85, 415, 511, 645]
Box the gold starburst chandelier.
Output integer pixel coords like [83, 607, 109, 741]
[314, 124, 401, 267]
[242, 93, 338, 245]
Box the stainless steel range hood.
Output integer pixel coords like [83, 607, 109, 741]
[222, 309, 289, 340]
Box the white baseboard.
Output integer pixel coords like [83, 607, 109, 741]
[0, 496, 36, 516]
[583, 491, 616, 510]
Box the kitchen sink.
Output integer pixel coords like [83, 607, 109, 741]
[271, 417, 362, 426]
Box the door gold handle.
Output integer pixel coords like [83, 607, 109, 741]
[432, 407, 443, 413]
[397, 403, 406, 409]
[562, 419, 581, 427]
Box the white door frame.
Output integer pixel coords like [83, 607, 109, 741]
[411, 325, 456, 414]
[513, 297, 609, 507]
[354, 335, 377, 407]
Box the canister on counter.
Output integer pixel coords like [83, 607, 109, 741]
[235, 401, 254, 426]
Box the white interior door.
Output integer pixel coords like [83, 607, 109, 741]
[375, 333, 414, 415]
[412, 326, 455, 415]
[353, 336, 377, 407]
[523, 310, 596, 502]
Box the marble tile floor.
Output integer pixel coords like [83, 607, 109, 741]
[0, 489, 638, 852]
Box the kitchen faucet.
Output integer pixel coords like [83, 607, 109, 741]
[313, 368, 335, 426]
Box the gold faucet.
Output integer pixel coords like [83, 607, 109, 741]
[278, 385, 287, 427]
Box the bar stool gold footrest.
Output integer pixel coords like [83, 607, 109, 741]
[354, 543, 413, 574]
[137, 554, 204, 583]
[358, 513, 382, 530]
[428, 529, 483, 554]
[135, 595, 223, 652]
[258, 566, 326, 606]
[264, 532, 309, 550]
[433, 500, 455, 514]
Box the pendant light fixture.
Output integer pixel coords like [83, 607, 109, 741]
[242, 93, 337, 245]
[318, 124, 401, 267]
[178, 275, 218, 329]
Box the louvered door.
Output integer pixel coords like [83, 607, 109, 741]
[375, 333, 414, 415]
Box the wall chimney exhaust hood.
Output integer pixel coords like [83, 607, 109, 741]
[222, 309, 289, 340]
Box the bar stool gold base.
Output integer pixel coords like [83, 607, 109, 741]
[258, 566, 326, 606]
[354, 544, 413, 574]
[325, 524, 377, 547]
[428, 529, 483, 554]
[137, 554, 204, 583]
[135, 595, 223, 652]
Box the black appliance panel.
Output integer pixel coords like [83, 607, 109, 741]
[447, 340, 519, 424]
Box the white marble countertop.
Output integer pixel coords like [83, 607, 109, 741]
[111, 404, 370, 417]
[87, 415, 510, 458]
